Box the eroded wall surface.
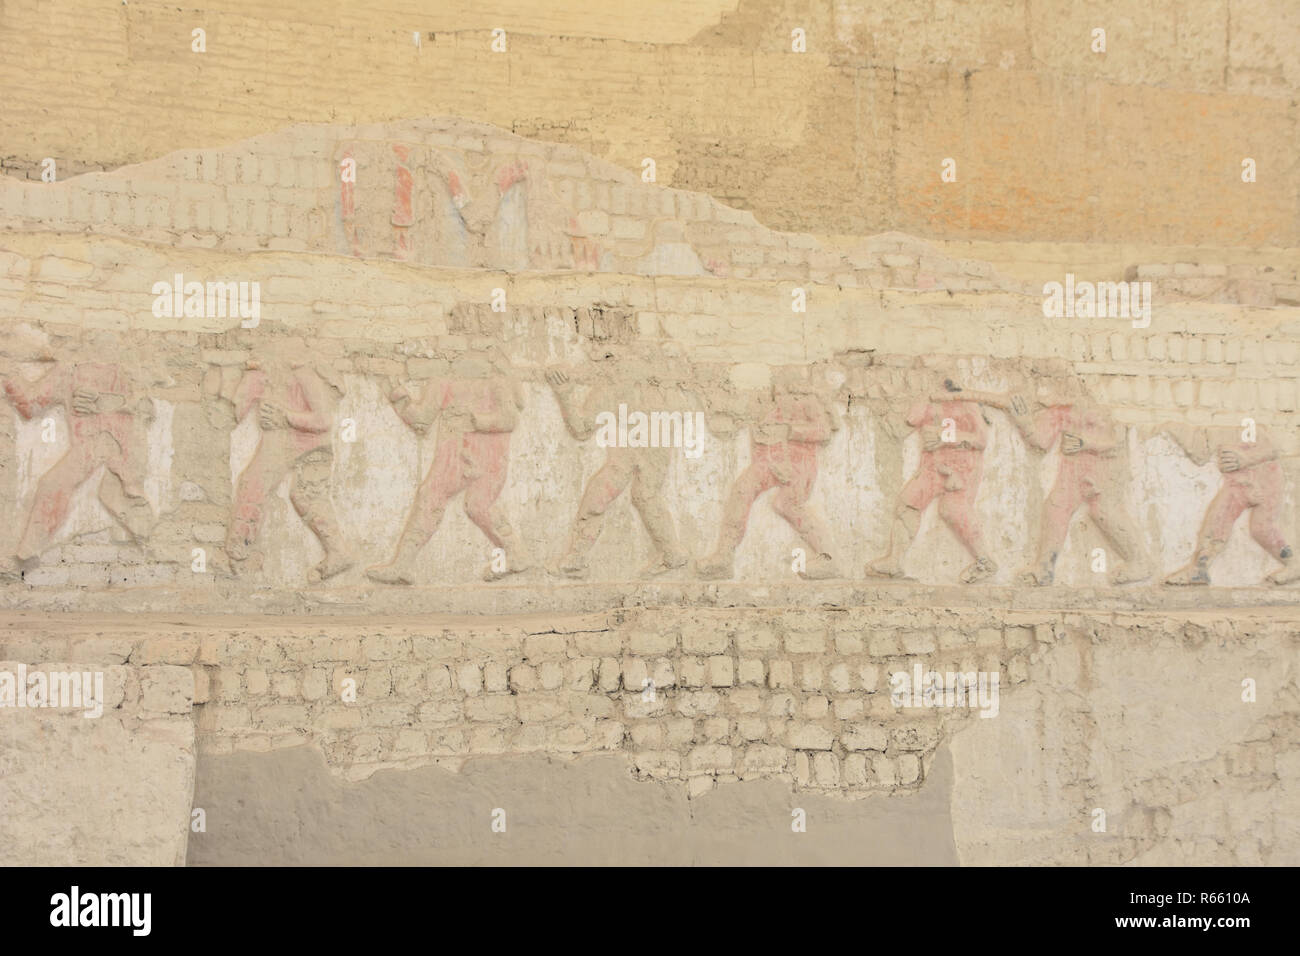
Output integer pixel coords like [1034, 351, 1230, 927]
[2, 2, 1298, 866]
[4, 605, 1294, 865]
[0, 648, 194, 866]
[3, 1, 1299, 244]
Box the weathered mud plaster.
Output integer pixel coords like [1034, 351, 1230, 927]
[3, 114, 1299, 865]
[187, 746, 960, 866]
[4, 605, 1294, 865]
[0, 655, 194, 866]
[2, 311, 1298, 596]
[5, 4, 1300, 246]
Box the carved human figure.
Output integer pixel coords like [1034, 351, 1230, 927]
[694, 365, 842, 581]
[1154, 422, 1293, 586]
[338, 142, 575, 270]
[442, 156, 531, 269]
[866, 373, 996, 584]
[2, 358, 154, 565]
[446, 155, 578, 270]
[545, 344, 690, 579]
[223, 341, 354, 582]
[949, 365, 1151, 586]
[367, 353, 532, 584]
[1270, 505, 1300, 584]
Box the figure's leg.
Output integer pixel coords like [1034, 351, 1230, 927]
[1166, 486, 1243, 586]
[289, 448, 355, 583]
[625, 451, 686, 577]
[227, 440, 294, 575]
[367, 439, 467, 584]
[1018, 479, 1078, 586]
[549, 456, 634, 578]
[1267, 523, 1300, 585]
[1089, 487, 1152, 585]
[1216, 463, 1297, 584]
[770, 448, 840, 579]
[866, 473, 928, 579]
[694, 462, 775, 580]
[938, 473, 997, 584]
[15, 443, 98, 562]
[99, 432, 155, 541]
[1248, 479, 1295, 584]
[462, 434, 532, 581]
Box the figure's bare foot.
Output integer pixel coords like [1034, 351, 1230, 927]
[120, 499, 156, 540]
[309, 551, 354, 584]
[229, 551, 264, 577]
[641, 549, 688, 578]
[959, 557, 997, 585]
[799, 554, 842, 580]
[1109, 561, 1151, 586]
[1165, 560, 1210, 586]
[692, 554, 733, 581]
[484, 554, 531, 582]
[0, 555, 23, 583]
[1267, 547, 1298, 585]
[1016, 564, 1053, 587]
[864, 556, 906, 579]
[546, 553, 588, 579]
[365, 560, 415, 585]
[1267, 562, 1300, 586]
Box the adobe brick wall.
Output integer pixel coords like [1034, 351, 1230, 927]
[4, 604, 1294, 865]
[2, 2, 1298, 244]
[3, 3, 1299, 866]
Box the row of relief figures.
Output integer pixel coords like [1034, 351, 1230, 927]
[0, 332, 1296, 589]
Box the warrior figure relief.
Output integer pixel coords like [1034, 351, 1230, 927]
[1155, 422, 1294, 586]
[866, 373, 996, 584]
[367, 353, 532, 584]
[694, 365, 842, 581]
[223, 341, 355, 583]
[545, 344, 690, 579]
[2, 358, 155, 568]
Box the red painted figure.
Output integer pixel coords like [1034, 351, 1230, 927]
[1158, 423, 1293, 586]
[367, 356, 532, 584]
[695, 367, 842, 581]
[3, 361, 154, 563]
[867, 391, 997, 584]
[944, 368, 1151, 585]
[391, 144, 414, 259]
[337, 141, 577, 270]
[226, 349, 354, 582]
[1011, 396, 1150, 585]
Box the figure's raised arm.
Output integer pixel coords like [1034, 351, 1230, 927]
[470, 378, 522, 433]
[545, 367, 597, 440]
[389, 380, 443, 435]
[230, 367, 264, 423]
[1231, 429, 1277, 469]
[283, 368, 337, 434]
[4, 364, 66, 420]
[904, 400, 932, 431]
[1148, 421, 1214, 466]
[1057, 406, 1123, 457]
[954, 407, 989, 451]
